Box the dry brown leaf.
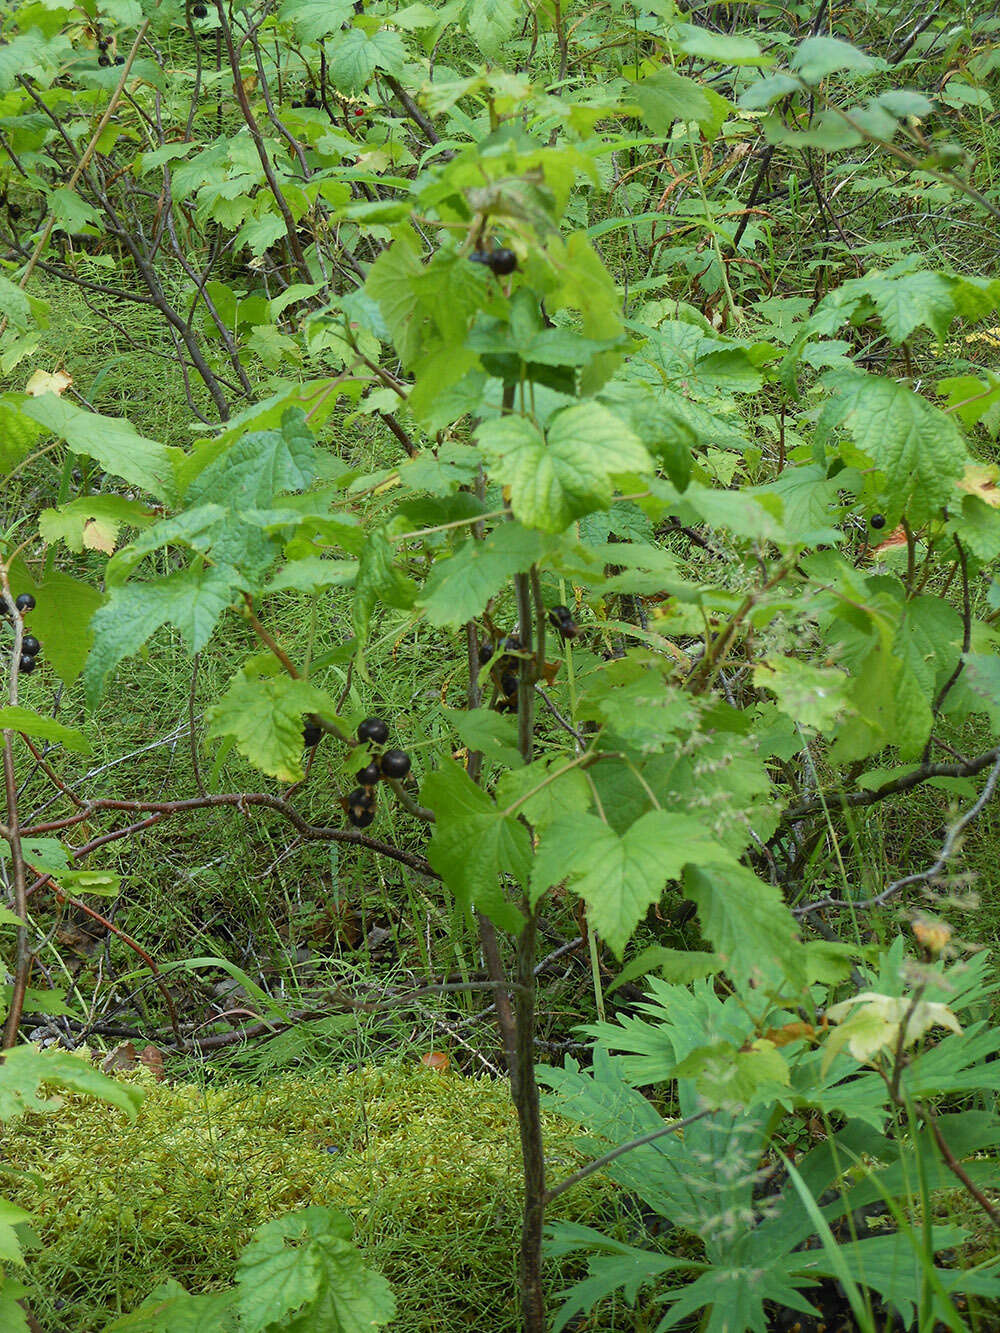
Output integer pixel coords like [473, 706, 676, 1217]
[101, 1041, 138, 1073]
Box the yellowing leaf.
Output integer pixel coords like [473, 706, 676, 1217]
[822, 990, 962, 1074]
[25, 368, 72, 397]
[957, 463, 1000, 507]
[82, 517, 118, 554]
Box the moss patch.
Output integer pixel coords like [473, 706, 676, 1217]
[3, 1061, 628, 1332]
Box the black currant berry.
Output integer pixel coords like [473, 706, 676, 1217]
[478, 641, 494, 664]
[549, 605, 571, 622]
[97, 37, 109, 49]
[500, 671, 518, 697]
[18, 655, 36, 675]
[304, 88, 317, 106]
[346, 787, 375, 828]
[548, 605, 578, 639]
[357, 717, 389, 745]
[114, 54, 125, 64]
[21, 636, 40, 657]
[870, 514, 886, 530]
[356, 761, 381, 786]
[15, 594, 35, 613]
[502, 634, 522, 653]
[192, 2, 208, 14]
[380, 749, 411, 780]
[98, 53, 110, 65]
[302, 722, 322, 747]
[488, 248, 517, 276]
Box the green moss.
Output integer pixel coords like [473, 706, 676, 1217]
[3, 1061, 628, 1332]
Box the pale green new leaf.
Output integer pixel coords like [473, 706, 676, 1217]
[206, 674, 342, 782]
[39, 496, 156, 554]
[531, 811, 731, 957]
[422, 761, 529, 933]
[0, 707, 90, 754]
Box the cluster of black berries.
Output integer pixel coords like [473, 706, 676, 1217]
[480, 634, 523, 713]
[290, 88, 319, 109]
[2, 594, 40, 675]
[469, 248, 518, 276]
[548, 604, 578, 640]
[96, 36, 125, 65]
[345, 717, 412, 828]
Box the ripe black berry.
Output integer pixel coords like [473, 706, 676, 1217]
[346, 786, 375, 827]
[15, 594, 35, 613]
[192, 2, 208, 14]
[380, 749, 411, 780]
[870, 514, 886, 530]
[19, 655, 36, 675]
[356, 761, 381, 786]
[114, 55, 125, 64]
[21, 636, 40, 657]
[478, 641, 494, 664]
[302, 722, 322, 747]
[304, 88, 317, 106]
[97, 37, 109, 48]
[502, 634, 522, 653]
[500, 671, 518, 698]
[357, 717, 389, 745]
[98, 53, 110, 65]
[488, 248, 517, 276]
[548, 605, 578, 639]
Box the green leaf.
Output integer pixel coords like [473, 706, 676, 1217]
[0, 1045, 144, 1121]
[634, 67, 732, 137]
[464, 0, 521, 58]
[184, 412, 316, 507]
[683, 864, 804, 988]
[422, 760, 529, 933]
[419, 523, 553, 627]
[0, 707, 90, 754]
[327, 27, 405, 93]
[531, 811, 732, 957]
[495, 758, 593, 830]
[19, 395, 178, 499]
[444, 708, 523, 768]
[752, 656, 852, 732]
[674, 1038, 789, 1107]
[83, 566, 238, 707]
[819, 369, 969, 525]
[477, 404, 651, 533]
[790, 36, 882, 84]
[609, 946, 723, 992]
[238, 1207, 395, 1333]
[206, 673, 342, 782]
[673, 23, 769, 67]
[278, 0, 352, 41]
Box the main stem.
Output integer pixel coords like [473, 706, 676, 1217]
[510, 569, 546, 1331]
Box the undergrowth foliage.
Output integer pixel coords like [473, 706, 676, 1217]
[1, 0, 1000, 1329]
